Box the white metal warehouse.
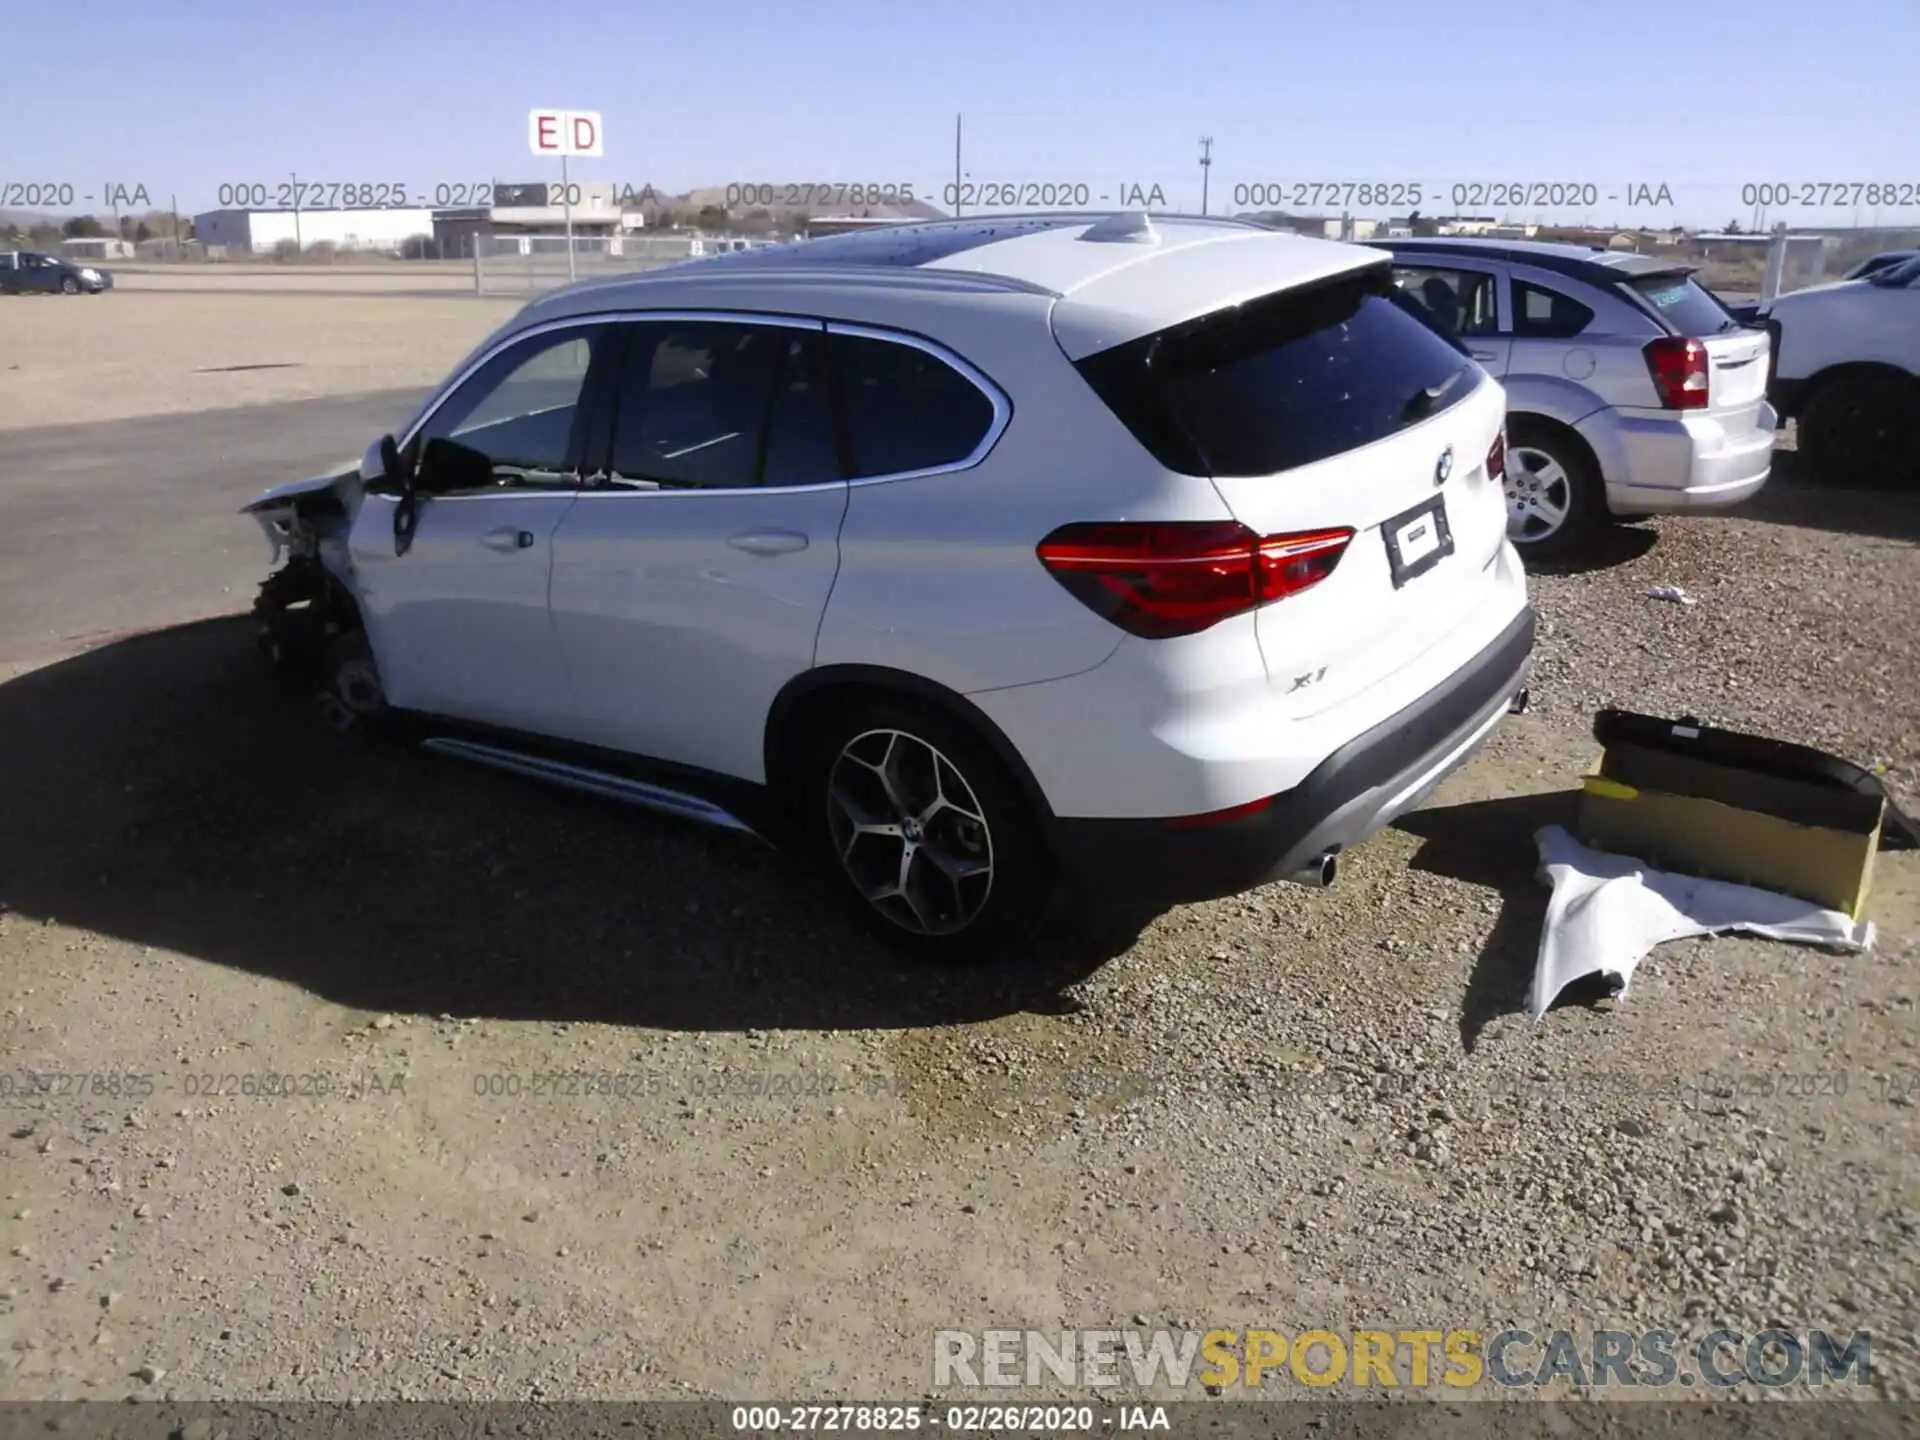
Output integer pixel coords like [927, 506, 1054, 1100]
[192, 207, 437, 254]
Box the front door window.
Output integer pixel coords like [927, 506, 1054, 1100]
[409, 328, 603, 493]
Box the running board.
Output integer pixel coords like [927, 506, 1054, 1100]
[420, 737, 761, 837]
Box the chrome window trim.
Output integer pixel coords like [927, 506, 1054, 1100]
[397, 309, 827, 454]
[396, 309, 1010, 500]
[823, 321, 1012, 489]
[556, 314, 1011, 499]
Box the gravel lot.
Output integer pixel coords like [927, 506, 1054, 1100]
[0, 291, 1915, 1409]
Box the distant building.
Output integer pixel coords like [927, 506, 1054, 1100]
[1435, 216, 1500, 236]
[432, 182, 624, 258]
[192, 207, 437, 254]
[60, 237, 135, 260]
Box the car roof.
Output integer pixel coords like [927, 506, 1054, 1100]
[518, 212, 1387, 358]
[1362, 235, 1694, 286]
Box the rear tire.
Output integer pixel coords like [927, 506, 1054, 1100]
[1503, 419, 1606, 557]
[1797, 374, 1920, 487]
[801, 697, 1054, 961]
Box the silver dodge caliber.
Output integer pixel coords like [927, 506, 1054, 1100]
[1366, 237, 1775, 555]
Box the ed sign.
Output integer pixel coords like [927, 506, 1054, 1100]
[528, 109, 604, 157]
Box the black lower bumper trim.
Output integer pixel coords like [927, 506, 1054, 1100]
[1051, 605, 1537, 907]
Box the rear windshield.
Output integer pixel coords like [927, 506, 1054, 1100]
[1072, 263, 1482, 478]
[1624, 273, 1740, 337]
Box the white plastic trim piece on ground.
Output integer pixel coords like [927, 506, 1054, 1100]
[1528, 824, 1876, 1021]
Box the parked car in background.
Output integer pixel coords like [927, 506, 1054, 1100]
[0, 250, 114, 294]
[244, 213, 1534, 955]
[1841, 249, 1919, 282]
[1365, 238, 1774, 555]
[1760, 255, 1920, 484]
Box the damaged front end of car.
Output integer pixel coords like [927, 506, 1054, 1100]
[241, 460, 378, 730]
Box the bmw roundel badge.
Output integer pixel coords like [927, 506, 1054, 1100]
[1435, 446, 1454, 486]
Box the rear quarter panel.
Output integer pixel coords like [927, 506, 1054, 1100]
[1772, 286, 1920, 382]
[815, 292, 1226, 694]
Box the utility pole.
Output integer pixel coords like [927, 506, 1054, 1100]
[1199, 136, 1213, 216]
[561, 155, 576, 281]
[290, 171, 303, 252]
[954, 113, 964, 218]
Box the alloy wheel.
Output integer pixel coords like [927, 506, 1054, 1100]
[1505, 445, 1574, 543]
[825, 728, 994, 936]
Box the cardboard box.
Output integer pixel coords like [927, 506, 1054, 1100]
[1577, 736, 1884, 920]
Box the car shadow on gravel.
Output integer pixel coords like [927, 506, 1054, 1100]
[1521, 522, 1657, 577]
[0, 618, 1129, 1031]
[1735, 447, 1920, 544]
[1395, 789, 1588, 1050]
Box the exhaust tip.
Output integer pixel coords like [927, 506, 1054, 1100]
[1286, 849, 1339, 888]
[1508, 687, 1531, 715]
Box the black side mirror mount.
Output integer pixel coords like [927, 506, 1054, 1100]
[379, 434, 422, 557]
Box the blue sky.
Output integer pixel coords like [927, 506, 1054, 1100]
[4, 0, 1916, 227]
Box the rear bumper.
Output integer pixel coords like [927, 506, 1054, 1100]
[1594, 403, 1777, 516]
[1769, 376, 1810, 421]
[1050, 605, 1536, 906]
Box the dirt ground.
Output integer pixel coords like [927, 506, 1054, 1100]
[0, 287, 1916, 1409]
[0, 290, 516, 430]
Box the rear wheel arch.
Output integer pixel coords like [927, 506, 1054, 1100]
[1795, 361, 1920, 414]
[1794, 363, 1920, 483]
[764, 666, 1057, 826]
[1503, 412, 1610, 554]
[1508, 411, 1605, 489]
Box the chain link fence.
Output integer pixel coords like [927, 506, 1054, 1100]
[470, 234, 783, 296]
[1758, 224, 1920, 298]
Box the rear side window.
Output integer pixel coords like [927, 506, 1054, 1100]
[828, 332, 996, 478]
[1074, 264, 1482, 478]
[1625, 274, 1738, 337]
[1513, 280, 1595, 338]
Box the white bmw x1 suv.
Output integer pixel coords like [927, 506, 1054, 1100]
[246, 212, 1535, 955]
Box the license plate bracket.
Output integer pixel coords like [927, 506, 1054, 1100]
[1382, 494, 1455, 589]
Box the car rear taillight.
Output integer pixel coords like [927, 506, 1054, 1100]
[1035, 521, 1354, 639]
[1486, 428, 1507, 481]
[1643, 336, 1710, 409]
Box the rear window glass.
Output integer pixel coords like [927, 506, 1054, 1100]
[828, 332, 997, 478]
[1873, 256, 1920, 287]
[1513, 280, 1595, 338]
[1073, 264, 1482, 478]
[1625, 274, 1738, 336]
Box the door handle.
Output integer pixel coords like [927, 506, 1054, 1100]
[480, 526, 535, 552]
[1470, 349, 1500, 362]
[728, 529, 809, 556]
